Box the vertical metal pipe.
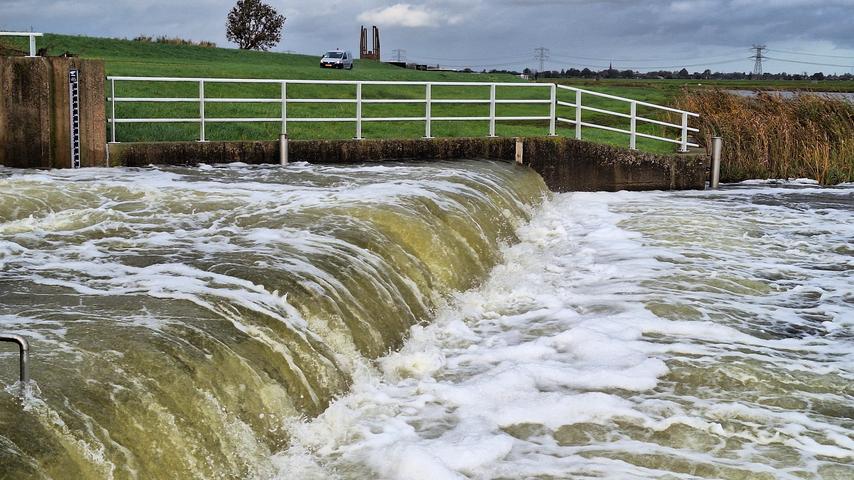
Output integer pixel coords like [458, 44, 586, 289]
[280, 134, 289, 166]
[355, 82, 363, 140]
[575, 90, 582, 140]
[110, 78, 117, 143]
[549, 84, 556, 136]
[199, 80, 206, 142]
[28, 34, 36, 57]
[281, 82, 288, 135]
[425, 83, 432, 138]
[489, 84, 496, 137]
[711, 136, 722, 189]
[679, 112, 689, 153]
[629, 101, 637, 150]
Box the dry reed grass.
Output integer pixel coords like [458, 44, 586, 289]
[676, 90, 853, 184]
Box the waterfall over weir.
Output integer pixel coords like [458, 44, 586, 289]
[0, 161, 547, 479]
[2, 163, 852, 480]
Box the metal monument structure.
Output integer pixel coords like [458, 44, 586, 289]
[359, 25, 381, 61]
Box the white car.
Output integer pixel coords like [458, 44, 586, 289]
[320, 50, 354, 69]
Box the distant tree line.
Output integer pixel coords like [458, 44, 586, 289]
[480, 66, 853, 82]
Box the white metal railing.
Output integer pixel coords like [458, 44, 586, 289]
[106, 77, 699, 151]
[555, 84, 699, 152]
[0, 31, 43, 57]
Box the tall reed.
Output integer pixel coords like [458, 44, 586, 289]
[676, 90, 854, 184]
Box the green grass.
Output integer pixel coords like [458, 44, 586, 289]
[1, 34, 707, 154]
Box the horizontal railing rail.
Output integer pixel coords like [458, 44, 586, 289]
[0, 31, 43, 57]
[555, 84, 699, 152]
[105, 77, 699, 151]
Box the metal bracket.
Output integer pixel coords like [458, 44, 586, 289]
[0, 334, 30, 384]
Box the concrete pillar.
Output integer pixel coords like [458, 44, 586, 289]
[0, 57, 105, 168]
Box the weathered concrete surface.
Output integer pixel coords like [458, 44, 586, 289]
[0, 57, 105, 168]
[0, 57, 51, 168]
[108, 137, 708, 191]
[522, 137, 708, 192]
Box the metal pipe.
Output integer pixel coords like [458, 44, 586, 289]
[110, 78, 117, 143]
[0, 334, 29, 384]
[199, 80, 206, 142]
[679, 112, 689, 153]
[711, 136, 722, 189]
[282, 82, 288, 135]
[355, 82, 362, 140]
[549, 84, 556, 136]
[575, 91, 582, 140]
[279, 134, 289, 166]
[629, 101, 637, 150]
[489, 84, 496, 137]
[28, 34, 36, 57]
[424, 83, 432, 138]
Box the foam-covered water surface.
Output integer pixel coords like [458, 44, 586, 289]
[273, 183, 853, 479]
[0, 161, 547, 479]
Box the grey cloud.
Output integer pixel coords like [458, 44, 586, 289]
[2, 0, 852, 73]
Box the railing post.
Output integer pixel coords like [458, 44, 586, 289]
[679, 112, 689, 153]
[28, 34, 36, 57]
[575, 90, 582, 140]
[355, 82, 363, 140]
[199, 80, 206, 142]
[549, 84, 556, 136]
[489, 84, 496, 137]
[425, 83, 432, 138]
[281, 82, 288, 135]
[629, 101, 637, 150]
[280, 134, 289, 166]
[110, 78, 117, 143]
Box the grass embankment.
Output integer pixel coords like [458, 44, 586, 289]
[1, 34, 685, 154]
[676, 90, 854, 184]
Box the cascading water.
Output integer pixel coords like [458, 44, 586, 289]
[0, 161, 548, 479]
[1, 163, 852, 480]
[271, 181, 853, 479]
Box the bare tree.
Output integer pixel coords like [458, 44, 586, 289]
[226, 0, 285, 51]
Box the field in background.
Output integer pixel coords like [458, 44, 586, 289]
[1, 34, 690, 154]
[10, 35, 851, 157]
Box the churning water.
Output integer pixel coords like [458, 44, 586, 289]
[0, 163, 852, 479]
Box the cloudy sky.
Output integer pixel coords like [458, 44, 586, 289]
[3, 0, 854, 73]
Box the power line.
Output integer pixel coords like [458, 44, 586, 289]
[533, 47, 550, 73]
[549, 50, 748, 63]
[751, 44, 767, 76]
[765, 56, 854, 69]
[768, 48, 854, 59]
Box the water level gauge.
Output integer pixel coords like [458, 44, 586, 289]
[69, 69, 81, 169]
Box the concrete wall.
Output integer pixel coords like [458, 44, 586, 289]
[108, 137, 708, 191]
[0, 57, 105, 168]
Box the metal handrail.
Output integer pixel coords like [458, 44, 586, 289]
[107, 77, 558, 143]
[105, 76, 700, 151]
[554, 84, 699, 152]
[0, 334, 30, 384]
[0, 31, 43, 57]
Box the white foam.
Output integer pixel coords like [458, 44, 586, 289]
[273, 184, 854, 479]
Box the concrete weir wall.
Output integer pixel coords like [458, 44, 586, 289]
[0, 57, 106, 168]
[108, 137, 708, 191]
